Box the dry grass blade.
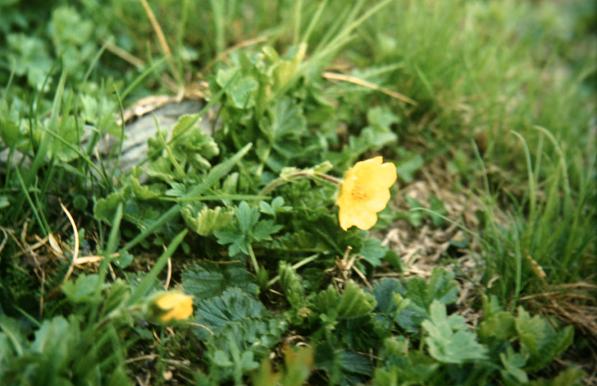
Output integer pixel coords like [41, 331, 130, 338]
[60, 202, 80, 283]
[138, 0, 172, 58]
[323, 71, 417, 105]
[138, 0, 180, 84]
[105, 41, 145, 69]
[523, 283, 597, 341]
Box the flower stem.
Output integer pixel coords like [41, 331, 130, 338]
[247, 244, 260, 274]
[260, 171, 341, 195]
[267, 253, 319, 287]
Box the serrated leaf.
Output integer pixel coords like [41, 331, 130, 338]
[515, 307, 574, 371]
[62, 274, 101, 304]
[314, 281, 376, 320]
[374, 337, 439, 385]
[373, 279, 405, 314]
[252, 220, 282, 241]
[479, 310, 516, 341]
[182, 262, 259, 300]
[339, 351, 373, 378]
[529, 367, 585, 386]
[500, 346, 528, 384]
[182, 205, 233, 236]
[425, 268, 459, 305]
[372, 279, 405, 333]
[336, 282, 376, 319]
[217, 69, 259, 109]
[93, 190, 127, 223]
[360, 238, 388, 267]
[279, 262, 305, 310]
[266, 97, 306, 143]
[48, 115, 80, 162]
[395, 268, 459, 332]
[195, 288, 266, 337]
[422, 301, 488, 364]
[237, 201, 259, 234]
[195, 288, 286, 381]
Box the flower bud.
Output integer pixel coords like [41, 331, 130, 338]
[152, 291, 193, 323]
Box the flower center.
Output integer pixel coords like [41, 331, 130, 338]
[351, 186, 368, 201]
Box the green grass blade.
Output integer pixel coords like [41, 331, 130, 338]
[128, 229, 188, 305]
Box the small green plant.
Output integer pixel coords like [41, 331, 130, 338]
[0, 0, 594, 384]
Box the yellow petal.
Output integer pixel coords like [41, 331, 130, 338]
[339, 206, 378, 230]
[336, 156, 397, 231]
[363, 189, 391, 213]
[355, 160, 397, 190]
[154, 291, 193, 322]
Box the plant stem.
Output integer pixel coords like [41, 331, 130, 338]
[260, 171, 341, 195]
[247, 244, 260, 274]
[267, 253, 319, 287]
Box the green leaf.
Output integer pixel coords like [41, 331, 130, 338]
[259, 197, 291, 216]
[7, 33, 52, 88]
[367, 106, 399, 130]
[0, 316, 25, 356]
[49, 6, 95, 74]
[62, 274, 101, 304]
[395, 268, 459, 332]
[0, 196, 9, 210]
[373, 279, 404, 314]
[337, 281, 377, 320]
[339, 351, 373, 378]
[123, 143, 252, 251]
[182, 205, 234, 236]
[237, 201, 260, 234]
[196, 288, 266, 336]
[94, 190, 127, 223]
[252, 220, 282, 241]
[425, 268, 460, 304]
[422, 301, 488, 364]
[479, 311, 516, 341]
[515, 307, 574, 371]
[371, 279, 404, 333]
[529, 367, 585, 386]
[217, 69, 259, 109]
[182, 262, 259, 300]
[215, 227, 249, 256]
[32, 316, 75, 368]
[500, 346, 528, 384]
[397, 153, 424, 183]
[373, 337, 438, 385]
[0, 117, 20, 147]
[48, 115, 80, 162]
[279, 261, 305, 310]
[168, 113, 219, 170]
[429, 196, 448, 227]
[195, 288, 287, 382]
[266, 97, 306, 143]
[314, 281, 376, 320]
[360, 238, 388, 267]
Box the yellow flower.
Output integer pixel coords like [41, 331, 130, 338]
[153, 291, 193, 322]
[336, 156, 397, 230]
